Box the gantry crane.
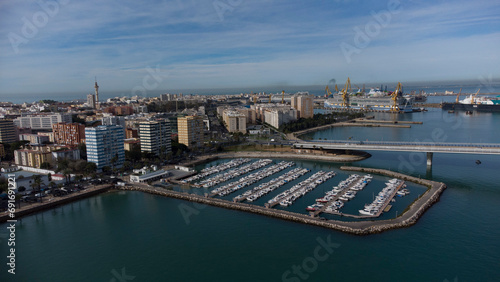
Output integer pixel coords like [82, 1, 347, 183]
[390, 82, 403, 112]
[282, 90, 285, 104]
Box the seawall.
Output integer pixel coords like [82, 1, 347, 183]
[0, 185, 113, 223]
[120, 165, 447, 235]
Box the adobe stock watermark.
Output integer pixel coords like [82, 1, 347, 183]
[340, 0, 401, 63]
[109, 267, 135, 282]
[281, 235, 340, 282]
[6, 174, 17, 275]
[397, 113, 463, 174]
[213, 0, 244, 21]
[477, 74, 498, 93]
[131, 65, 169, 97]
[178, 192, 208, 225]
[8, 0, 70, 54]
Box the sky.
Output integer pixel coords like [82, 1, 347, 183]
[0, 0, 499, 96]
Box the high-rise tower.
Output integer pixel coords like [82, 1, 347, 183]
[94, 77, 99, 109]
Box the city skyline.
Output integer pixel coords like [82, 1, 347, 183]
[1, 0, 499, 95]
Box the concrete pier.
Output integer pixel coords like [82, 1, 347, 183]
[427, 152, 433, 168]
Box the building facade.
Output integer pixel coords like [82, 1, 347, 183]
[101, 116, 125, 127]
[85, 125, 125, 170]
[14, 145, 79, 169]
[139, 120, 172, 157]
[291, 95, 314, 119]
[222, 111, 247, 133]
[177, 116, 204, 148]
[14, 113, 72, 130]
[0, 119, 17, 143]
[87, 94, 96, 109]
[52, 122, 86, 146]
[19, 133, 50, 145]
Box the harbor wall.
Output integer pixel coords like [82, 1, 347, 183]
[120, 165, 447, 235]
[0, 185, 113, 223]
[1, 166, 447, 235]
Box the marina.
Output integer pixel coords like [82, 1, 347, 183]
[357, 179, 406, 217]
[180, 157, 431, 221]
[209, 160, 292, 197]
[233, 166, 310, 203]
[194, 159, 271, 188]
[266, 170, 336, 208]
[181, 158, 251, 183]
[311, 174, 373, 216]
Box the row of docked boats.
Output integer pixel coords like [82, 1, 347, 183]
[182, 158, 251, 183]
[197, 159, 272, 188]
[234, 167, 310, 202]
[397, 188, 410, 197]
[308, 174, 373, 213]
[210, 161, 294, 196]
[268, 171, 336, 207]
[358, 178, 405, 216]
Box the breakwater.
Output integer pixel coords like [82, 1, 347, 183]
[293, 119, 413, 137]
[0, 184, 113, 223]
[121, 166, 447, 235]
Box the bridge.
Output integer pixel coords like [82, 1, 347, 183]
[292, 140, 500, 168]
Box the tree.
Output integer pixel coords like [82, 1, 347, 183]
[110, 154, 118, 172]
[78, 143, 87, 160]
[47, 173, 52, 182]
[84, 162, 97, 176]
[56, 158, 69, 173]
[102, 166, 111, 174]
[125, 146, 142, 163]
[18, 186, 26, 192]
[32, 175, 43, 191]
[49, 181, 57, 189]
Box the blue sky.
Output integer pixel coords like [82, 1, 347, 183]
[0, 0, 499, 95]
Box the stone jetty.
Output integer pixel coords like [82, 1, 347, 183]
[120, 166, 446, 235]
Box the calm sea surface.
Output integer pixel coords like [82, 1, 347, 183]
[1, 108, 500, 281]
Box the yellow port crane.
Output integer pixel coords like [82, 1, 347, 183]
[269, 94, 272, 103]
[341, 78, 351, 108]
[335, 84, 339, 92]
[472, 89, 480, 104]
[390, 82, 403, 112]
[282, 90, 285, 104]
[325, 86, 332, 98]
[456, 88, 462, 103]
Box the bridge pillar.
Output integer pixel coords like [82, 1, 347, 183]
[426, 152, 433, 168]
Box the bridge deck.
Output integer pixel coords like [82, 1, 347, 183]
[294, 140, 500, 154]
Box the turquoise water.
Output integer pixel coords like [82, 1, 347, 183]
[1, 108, 500, 281]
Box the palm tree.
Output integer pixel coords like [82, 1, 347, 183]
[62, 169, 71, 184]
[32, 175, 42, 191]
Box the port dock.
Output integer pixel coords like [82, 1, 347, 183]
[319, 180, 405, 219]
[118, 166, 446, 235]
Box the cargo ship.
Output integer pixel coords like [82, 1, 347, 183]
[441, 95, 500, 112]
